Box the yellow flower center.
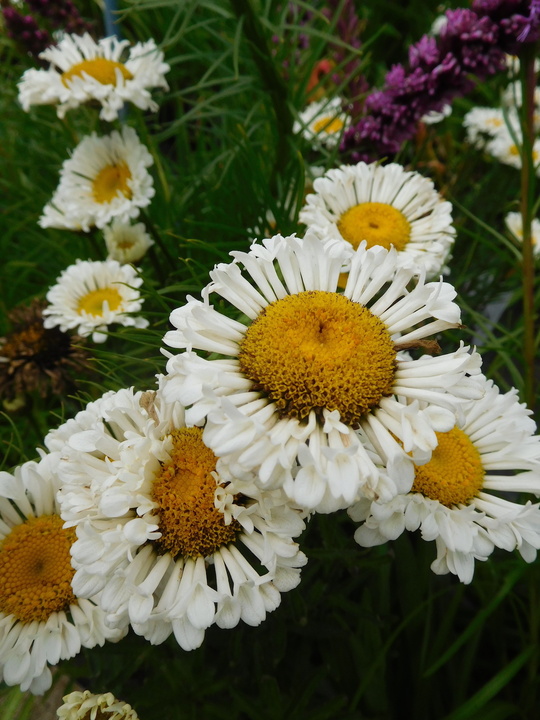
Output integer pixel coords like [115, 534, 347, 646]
[337, 202, 411, 251]
[312, 115, 344, 134]
[238, 290, 396, 426]
[92, 163, 132, 204]
[509, 145, 520, 157]
[152, 427, 240, 559]
[61, 58, 133, 86]
[0, 515, 77, 623]
[412, 427, 485, 507]
[77, 287, 123, 317]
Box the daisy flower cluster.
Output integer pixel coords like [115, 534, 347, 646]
[14, 31, 171, 345]
[464, 58, 540, 172]
[4, 1, 540, 713]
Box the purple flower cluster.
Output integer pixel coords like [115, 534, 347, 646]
[2, 0, 93, 57]
[2, 8, 51, 56]
[341, 0, 540, 163]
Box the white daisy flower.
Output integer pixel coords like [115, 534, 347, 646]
[349, 376, 540, 584]
[485, 128, 540, 172]
[463, 107, 515, 148]
[505, 212, 540, 256]
[104, 218, 154, 263]
[0, 455, 124, 695]
[43, 259, 148, 343]
[18, 33, 169, 122]
[293, 97, 350, 149]
[299, 163, 456, 279]
[57, 690, 139, 720]
[39, 126, 155, 232]
[52, 385, 307, 650]
[162, 233, 482, 514]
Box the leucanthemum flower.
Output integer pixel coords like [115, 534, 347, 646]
[52, 385, 307, 650]
[162, 234, 482, 514]
[463, 107, 515, 148]
[486, 128, 540, 172]
[293, 97, 350, 149]
[39, 126, 155, 232]
[299, 162, 456, 279]
[18, 33, 169, 121]
[57, 690, 139, 720]
[104, 218, 154, 263]
[43, 259, 148, 343]
[0, 455, 124, 695]
[505, 211, 540, 255]
[349, 376, 540, 584]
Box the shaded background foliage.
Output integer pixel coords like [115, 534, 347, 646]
[1, 0, 539, 718]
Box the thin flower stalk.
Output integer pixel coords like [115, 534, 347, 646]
[519, 43, 538, 411]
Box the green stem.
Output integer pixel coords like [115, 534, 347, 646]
[519, 45, 537, 412]
[228, 0, 293, 188]
[141, 210, 176, 270]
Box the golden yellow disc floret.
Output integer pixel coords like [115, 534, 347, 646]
[0, 515, 77, 623]
[92, 162, 132, 204]
[412, 427, 485, 507]
[77, 287, 123, 317]
[238, 290, 396, 426]
[337, 202, 411, 251]
[61, 58, 133, 87]
[152, 427, 240, 559]
[312, 116, 345, 134]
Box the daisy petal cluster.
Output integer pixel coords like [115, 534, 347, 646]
[349, 376, 540, 584]
[52, 384, 306, 650]
[43, 259, 148, 343]
[299, 163, 456, 279]
[505, 211, 540, 253]
[104, 218, 154, 264]
[0, 455, 123, 695]
[57, 690, 140, 720]
[293, 97, 351, 149]
[18, 33, 170, 121]
[39, 126, 155, 232]
[162, 233, 481, 514]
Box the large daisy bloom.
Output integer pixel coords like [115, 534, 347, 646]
[0, 455, 124, 695]
[39, 126, 155, 232]
[57, 690, 139, 720]
[162, 234, 482, 514]
[349, 376, 540, 584]
[299, 163, 456, 279]
[293, 97, 350, 149]
[52, 384, 307, 650]
[18, 33, 169, 122]
[43, 259, 148, 343]
[505, 211, 540, 256]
